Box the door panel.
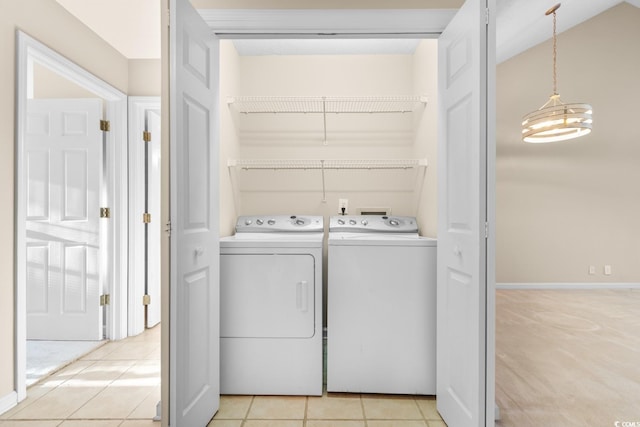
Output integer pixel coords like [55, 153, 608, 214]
[26, 98, 102, 341]
[220, 254, 315, 338]
[437, 0, 493, 425]
[26, 243, 49, 313]
[63, 151, 89, 220]
[27, 150, 49, 220]
[170, 0, 220, 425]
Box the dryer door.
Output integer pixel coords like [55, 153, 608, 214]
[221, 253, 315, 338]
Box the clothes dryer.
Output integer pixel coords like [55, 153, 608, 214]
[327, 215, 436, 395]
[220, 215, 323, 395]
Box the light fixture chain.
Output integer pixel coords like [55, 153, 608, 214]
[552, 9, 557, 95]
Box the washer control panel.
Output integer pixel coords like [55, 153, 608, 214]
[236, 215, 324, 233]
[329, 215, 418, 233]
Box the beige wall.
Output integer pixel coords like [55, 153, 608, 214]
[496, 3, 640, 283]
[128, 59, 162, 96]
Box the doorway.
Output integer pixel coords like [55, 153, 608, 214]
[165, 2, 496, 426]
[15, 31, 129, 400]
[25, 88, 106, 383]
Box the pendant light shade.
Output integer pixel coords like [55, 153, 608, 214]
[522, 95, 592, 143]
[522, 3, 592, 143]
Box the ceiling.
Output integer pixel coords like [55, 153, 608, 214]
[56, 0, 640, 61]
[56, 0, 161, 59]
[496, 0, 640, 62]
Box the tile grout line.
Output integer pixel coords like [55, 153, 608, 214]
[241, 395, 255, 426]
[414, 396, 428, 423]
[64, 361, 129, 421]
[360, 394, 369, 427]
[303, 395, 308, 427]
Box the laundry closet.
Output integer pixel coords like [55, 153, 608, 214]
[216, 38, 440, 395]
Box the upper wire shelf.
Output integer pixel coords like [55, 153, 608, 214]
[227, 96, 428, 114]
[228, 158, 428, 170]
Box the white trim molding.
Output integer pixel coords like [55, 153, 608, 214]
[198, 9, 457, 37]
[496, 282, 640, 290]
[128, 97, 161, 336]
[0, 391, 17, 416]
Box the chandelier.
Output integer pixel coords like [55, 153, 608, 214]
[521, 3, 592, 143]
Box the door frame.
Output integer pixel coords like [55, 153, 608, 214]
[128, 96, 161, 336]
[15, 31, 128, 402]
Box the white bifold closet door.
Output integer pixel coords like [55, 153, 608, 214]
[436, 0, 494, 426]
[169, 0, 221, 425]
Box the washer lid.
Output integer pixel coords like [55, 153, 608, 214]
[329, 215, 418, 233]
[235, 215, 323, 233]
[328, 233, 436, 246]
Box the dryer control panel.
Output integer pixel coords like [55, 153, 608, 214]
[236, 215, 324, 233]
[329, 215, 418, 233]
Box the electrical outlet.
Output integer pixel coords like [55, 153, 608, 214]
[588, 265, 596, 275]
[338, 198, 348, 214]
[604, 265, 612, 275]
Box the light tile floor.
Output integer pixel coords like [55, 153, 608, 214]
[1, 324, 446, 427]
[1, 325, 161, 427]
[27, 340, 104, 386]
[210, 394, 446, 427]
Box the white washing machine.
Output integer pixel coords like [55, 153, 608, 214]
[327, 215, 437, 395]
[219, 215, 323, 396]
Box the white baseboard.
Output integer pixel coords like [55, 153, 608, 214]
[496, 282, 640, 290]
[0, 391, 17, 416]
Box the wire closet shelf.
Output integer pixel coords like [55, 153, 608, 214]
[228, 159, 427, 170]
[228, 159, 428, 202]
[227, 95, 428, 114]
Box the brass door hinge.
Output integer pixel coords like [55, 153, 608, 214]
[100, 207, 111, 218]
[143, 212, 151, 223]
[100, 120, 110, 132]
[143, 294, 151, 306]
[100, 294, 111, 306]
[143, 131, 151, 142]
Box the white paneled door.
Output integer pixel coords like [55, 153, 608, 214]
[25, 98, 103, 341]
[437, 0, 494, 426]
[169, 0, 220, 425]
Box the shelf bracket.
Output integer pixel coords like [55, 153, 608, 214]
[322, 97, 328, 146]
[321, 159, 326, 203]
